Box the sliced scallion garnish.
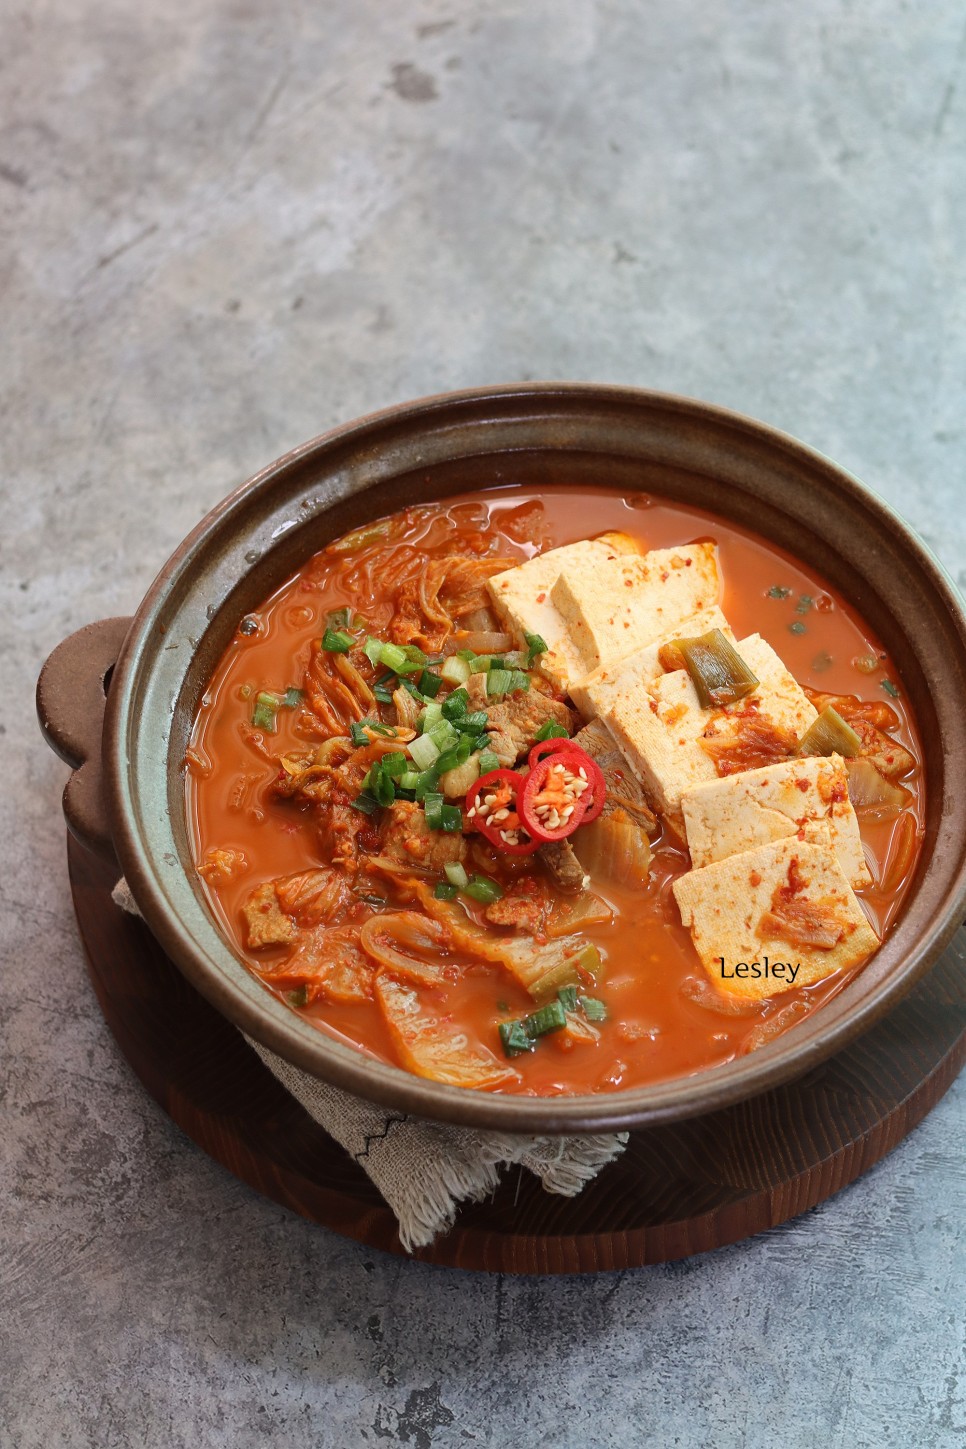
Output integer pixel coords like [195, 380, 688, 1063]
[797, 706, 862, 759]
[522, 1000, 567, 1039]
[533, 721, 569, 743]
[671, 629, 759, 708]
[525, 632, 548, 667]
[321, 628, 354, 653]
[251, 692, 279, 732]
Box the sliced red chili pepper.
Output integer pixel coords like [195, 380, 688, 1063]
[527, 737, 584, 769]
[465, 769, 540, 856]
[519, 745, 607, 842]
[526, 740, 606, 826]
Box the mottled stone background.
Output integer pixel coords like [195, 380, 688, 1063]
[3, 1, 965, 1445]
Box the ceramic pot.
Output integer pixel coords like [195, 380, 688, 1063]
[36, 385, 966, 1133]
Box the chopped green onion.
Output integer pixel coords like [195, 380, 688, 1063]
[467, 655, 491, 675]
[436, 732, 474, 773]
[503, 669, 530, 695]
[441, 655, 472, 686]
[379, 642, 409, 674]
[462, 873, 504, 904]
[364, 762, 395, 807]
[881, 679, 900, 699]
[409, 733, 441, 771]
[354, 892, 388, 906]
[670, 629, 759, 708]
[364, 636, 384, 668]
[427, 719, 460, 753]
[557, 985, 579, 1013]
[486, 669, 513, 696]
[321, 628, 354, 652]
[767, 584, 792, 599]
[499, 1020, 535, 1058]
[789, 621, 807, 635]
[417, 701, 444, 734]
[398, 771, 422, 791]
[350, 720, 368, 747]
[350, 790, 380, 815]
[795, 594, 814, 615]
[373, 684, 394, 704]
[434, 882, 459, 900]
[380, 751, 408, 777]
[286, 986, 309, 1007]
[522, 1000, 567, 1039]
[456, 710, 489, 735]
[579, 996, 607, 1022]
[423, 792, 462, 831]
[439, 804, 464, 832]
[412, 769, 440, 800]
[534, 721, 569, 743]
[442, 688, 469, 720]
[281, 687, 303, 709]
[797, 706, 862, 759]
[327, 606, 350, 628]
[398, 676, 426, 701]
[251, 692, 279, 732]
[444, 861, 470, 889]
[418, 669, 443, 698]
[525, 632, 548, 666]
[477, 749, 500, 776]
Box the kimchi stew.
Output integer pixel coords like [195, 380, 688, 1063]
[186, 487, 924, 1095]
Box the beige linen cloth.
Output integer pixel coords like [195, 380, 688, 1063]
[112, 879, 627, 1251]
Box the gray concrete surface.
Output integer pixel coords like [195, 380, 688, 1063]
[3, 1, 965, 1445]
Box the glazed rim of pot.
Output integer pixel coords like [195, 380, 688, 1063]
[102, 384, 966, 1134]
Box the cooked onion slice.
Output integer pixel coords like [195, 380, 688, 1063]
[846, 757, 910, 814]
[360, 912, 454, 986]
[572, 808, 651, 889]
[375, 974, 520, 1089]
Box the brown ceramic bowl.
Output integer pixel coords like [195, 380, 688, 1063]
[37, 384, 966, 1134]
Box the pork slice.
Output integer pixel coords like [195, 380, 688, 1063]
[537, 839, 589, 895]
[485, 692, 576, 767]
[572, 718, 657, 835]
[379, 800, 467, 872]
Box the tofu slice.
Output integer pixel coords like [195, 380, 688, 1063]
[486, 532, 640, 691]
[673, 837, 879, 1000]
[604, 634, 818, 835]
[570, 605, 732, 720]
[550, 542, 720, 676]
[681, 755, 872, 889]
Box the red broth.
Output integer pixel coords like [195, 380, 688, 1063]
[186, 487, 925, 1095]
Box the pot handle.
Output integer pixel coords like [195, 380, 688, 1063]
[36, 617, 133, 861]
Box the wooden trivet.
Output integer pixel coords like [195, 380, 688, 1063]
[68, 835, 966, 1274]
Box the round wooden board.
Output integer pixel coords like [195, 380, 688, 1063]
[69, 835, 966, 1274]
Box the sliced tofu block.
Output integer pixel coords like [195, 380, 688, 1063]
[486, 532, 640, 690]
[570, 604, 732, 720]
[672, 837, 879, 1000]
[681, 754, 871, 888]
[551, 542, 720, 677]
[604, 634, 818, 835]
